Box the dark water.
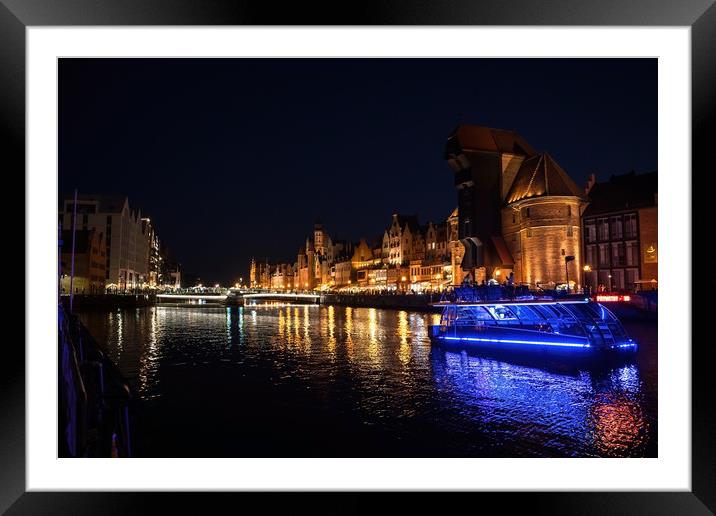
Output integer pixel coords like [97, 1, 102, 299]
[78, 302, 657, 457]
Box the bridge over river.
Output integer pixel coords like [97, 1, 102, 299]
[156, 290, 320, 305]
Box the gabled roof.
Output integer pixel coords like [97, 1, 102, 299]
[391, 214, 420, 234]
[583, 171, 657, 217]
[447, 125, 537, 157]
[505, 153, 584, 204]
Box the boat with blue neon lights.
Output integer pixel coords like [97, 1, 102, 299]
[429, 286, 637, 357]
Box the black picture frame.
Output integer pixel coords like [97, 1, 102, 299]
[3, 0, 713, 513]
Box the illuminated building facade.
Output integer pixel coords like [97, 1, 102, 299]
[446, 125, 586, 288]
[351, 238, 378, 270]
[447, 207, 464, 285]
[387, 214, 422, 266]
[502, 153, 585, 288]
[249, 258, 257, 287]
[581, 171, 658, 291]
[425, 220, 449, 263]
[59, 229, 106, 294]
[270, 263, 295, 289]
[59, 195, 154, 290]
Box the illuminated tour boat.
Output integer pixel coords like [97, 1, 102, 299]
[429, 287, 637, 356]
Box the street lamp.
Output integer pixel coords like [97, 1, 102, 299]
[564, 255, 575, 293]
[582, 265, 592, 295]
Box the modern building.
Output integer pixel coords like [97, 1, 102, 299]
[59, 229, 107, 294]
[59, 195, 154, 290]
[581, 171, 658, 291]
[446, 124, 586, 288]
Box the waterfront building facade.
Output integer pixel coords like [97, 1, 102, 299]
[59, 195, 154, 290]
[387, 214, 420, 266]
[270, 263, 295, 289]
[351, 238, 378, 270]
[249, 258, 257, 287]
[425, 221, 449, 264]
[446, 125, 586, 288]
[333, 259, 354, 287]
[59, 229, 107, 294]
[581, 171, 658, 291]
[501, 153, 585, 289]
[447, 207, 465, 285]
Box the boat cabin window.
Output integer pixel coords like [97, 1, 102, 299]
[486, 305, 517, 321]
[510, 305, 545, 322]
[453, 306, 494, 325]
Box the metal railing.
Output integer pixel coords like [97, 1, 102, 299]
[58, 303, 133, 457]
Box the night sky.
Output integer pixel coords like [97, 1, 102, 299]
[59, 58, 656, 285]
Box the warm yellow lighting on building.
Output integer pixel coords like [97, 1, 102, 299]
[583, 265, 592, 272]
[348, 280, 352, 284]
[401, 276, 407, 282]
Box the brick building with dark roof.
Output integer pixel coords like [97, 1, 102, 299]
[446, 124, 587, 288]
[582, 171, 658, 291]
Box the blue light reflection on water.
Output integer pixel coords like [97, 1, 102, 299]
[78, 303, 656, 457]
[431, 350, 650, 456]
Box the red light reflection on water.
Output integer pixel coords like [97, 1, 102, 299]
[590, 396, 648, 456]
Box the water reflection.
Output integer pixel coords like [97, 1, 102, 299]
[397, 310, 410, 365]
[79, 303, 656, 457]
[326, 305, 336, 356]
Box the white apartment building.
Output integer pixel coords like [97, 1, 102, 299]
[59, 195, 152, 290]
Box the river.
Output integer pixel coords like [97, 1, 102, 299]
[78, 301, 657, 457]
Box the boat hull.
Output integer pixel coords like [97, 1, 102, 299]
[429, 325, 637, 357]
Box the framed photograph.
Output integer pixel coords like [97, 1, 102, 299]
[5, 0, 713, 513]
